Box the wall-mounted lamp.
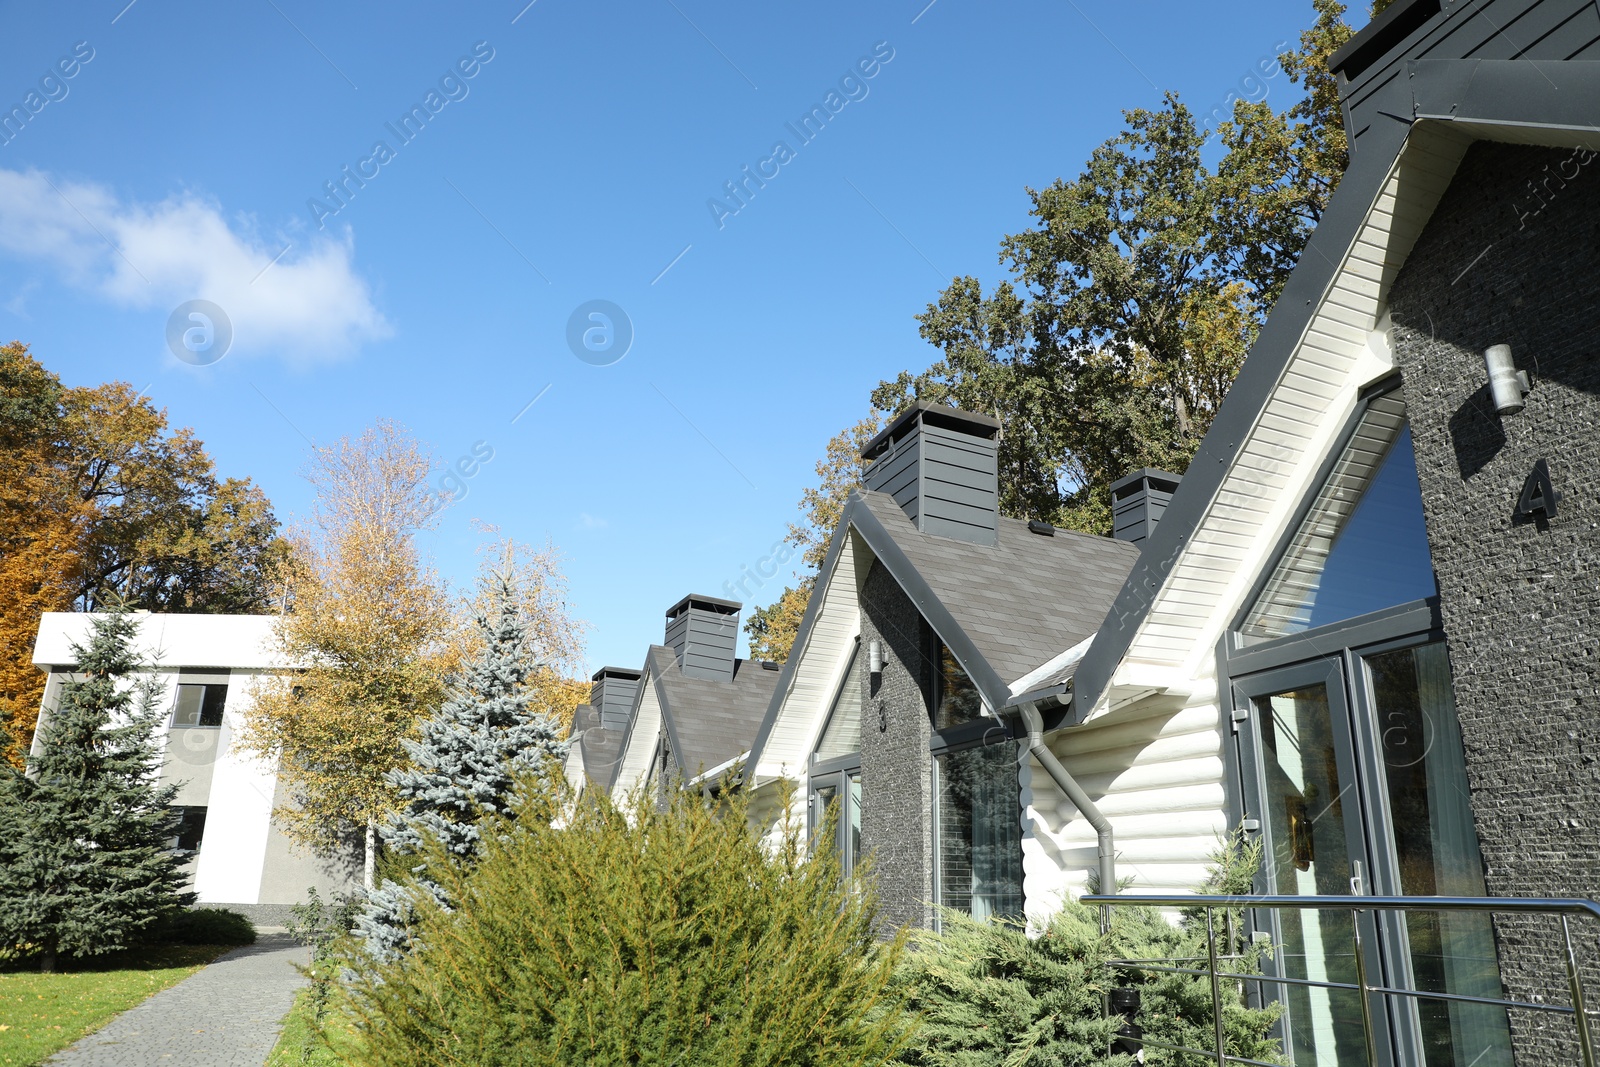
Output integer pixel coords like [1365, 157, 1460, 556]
[867, 639, 883, 676]
[1485, 344, 1531, 416]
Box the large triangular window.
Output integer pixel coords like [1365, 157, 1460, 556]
[814, 645, 864, 763]
[1240, 389, 1438, 640]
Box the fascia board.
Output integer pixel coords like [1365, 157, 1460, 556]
[1069, 73, 1417, 721]
[742, 499, 859, 777]
[845, 495, 1011, 713]
[609, 648, 670, 796]
[1072, 56, 1600, 722]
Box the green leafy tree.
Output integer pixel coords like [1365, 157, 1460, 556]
[343, 783, 910, 1066]
[871, 2, 1356, 535]
[357, 564, 570, 962]
[0, 606, 193, 972]
[746, 580, 812, 663]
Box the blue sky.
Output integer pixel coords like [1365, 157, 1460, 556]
[0, 0, 1322, 674]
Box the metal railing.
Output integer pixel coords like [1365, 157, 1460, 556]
[1082, 893, 1600, 1067]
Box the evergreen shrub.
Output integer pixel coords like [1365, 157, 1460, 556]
[152, 907, 257, 946]
[893, 834, 1286, 1066]
[344, 782, 910, 1067]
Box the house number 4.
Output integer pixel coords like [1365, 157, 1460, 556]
[1517, 458, 1561, 520]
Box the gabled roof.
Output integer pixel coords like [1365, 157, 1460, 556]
[745, 488, 1137, 778]
[567, 702, 626, 794]
[610, 644, 781, 793]
[852, 491, 1139, 699]
[1071, 43, 1600, 721]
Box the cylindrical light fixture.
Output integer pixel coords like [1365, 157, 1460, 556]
[868, 639, 883, 675]
[1485, 344, 1531, 415]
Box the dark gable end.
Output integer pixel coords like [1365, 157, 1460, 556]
[1071, 0, 1600, 721]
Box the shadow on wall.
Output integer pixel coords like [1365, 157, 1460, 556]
[1388, 142, 1600, 491]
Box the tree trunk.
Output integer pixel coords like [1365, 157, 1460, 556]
[40, 941, 56, 974]
[364, 820, 376, 890]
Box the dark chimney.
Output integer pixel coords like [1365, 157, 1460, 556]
[1110, 468, 1181, 547]
[861, 402, 1001, 546]
[589, 666, 642, 731]
[665, 595, 740, 682]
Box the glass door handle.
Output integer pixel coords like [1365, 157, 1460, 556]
[1349, 859, 1366, 896]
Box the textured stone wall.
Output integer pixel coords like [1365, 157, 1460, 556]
[858, 560, 935, 932]
[1387, 139, 1600, 1063]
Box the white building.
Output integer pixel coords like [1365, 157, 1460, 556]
[30, 612, 359, 919]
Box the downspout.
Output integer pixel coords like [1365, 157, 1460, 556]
[1018, 699, 1115, 908]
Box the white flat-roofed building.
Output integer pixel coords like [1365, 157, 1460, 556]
[29, 611, 360, 919]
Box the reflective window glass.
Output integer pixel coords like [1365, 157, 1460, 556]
[815, 647, 863, 762]
[935, 744, 1023, 921]
[1242, 394, 1437, 640]
[933, 642, 983, 730]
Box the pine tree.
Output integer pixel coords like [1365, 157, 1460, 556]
[357, 568, 569, 961]
[0, 606, 192, 972]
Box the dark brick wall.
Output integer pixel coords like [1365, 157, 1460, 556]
[858, 560, 935, 932]
[1388, 140, 1600, 1063]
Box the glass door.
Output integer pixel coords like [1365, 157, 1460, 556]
[1236, 658, 1385, 1067]
[1353, 642, 1513, 1067]
[1233, 634, 1513, 1067]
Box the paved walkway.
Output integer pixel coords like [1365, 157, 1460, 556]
[46, 935, 310, 1067]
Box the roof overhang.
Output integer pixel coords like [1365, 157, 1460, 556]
[1071, 58, 1600, 722]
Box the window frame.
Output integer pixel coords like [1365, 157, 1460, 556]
[169, 681, 229, 729]
[1232, 375, 1437, 643]
[810, 638, 865, 875]
[930, 730, 1025, 925]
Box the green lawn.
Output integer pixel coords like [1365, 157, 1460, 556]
[265, 984, 362, 1066]
[0, 944, 232, 1067]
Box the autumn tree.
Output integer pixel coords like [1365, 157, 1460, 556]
[239, 422, 453, 888]
[0, 343, 285, 765]
[871, 1, 1356, 535]
[744, 415, 881, 663]
[0, 346, 79, 764]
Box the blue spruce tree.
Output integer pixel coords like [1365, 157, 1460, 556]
[0, 606, 193, 972]
[358, 568, 569, 961]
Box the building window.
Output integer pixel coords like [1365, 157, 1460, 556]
[811, 641, 864, 877]
[934, 743, 1023, 921]
[171, 683, 228, 727]
[809, 771, 862, 877]
[171, 806, 207, 853]
[1240, 389, 1438, 640]
[814, 645, 863, 762]
[929, 636, 982, 730]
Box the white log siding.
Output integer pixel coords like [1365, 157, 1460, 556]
[1021, 687, 1226, 923]
[1088, 126, 1473, 713]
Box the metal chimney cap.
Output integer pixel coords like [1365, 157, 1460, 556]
[664, 593, 741, 619]
[861, 401, 1001, 462]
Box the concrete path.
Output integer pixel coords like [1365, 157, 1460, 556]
[46, 935, 310, 1067]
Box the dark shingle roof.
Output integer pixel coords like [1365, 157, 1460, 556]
[570, 702, 626, 793]
[647, 644, 782, 777]
[854, 490, 1139, 689]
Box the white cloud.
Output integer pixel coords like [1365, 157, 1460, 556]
[0, 168, 390, 360]
[578, 512, 609, 530]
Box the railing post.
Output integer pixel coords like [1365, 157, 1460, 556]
[1350, 908, 1380, 1066]
[1562, 914, 1596, 1067]
[1206, 907, 1228, 1066]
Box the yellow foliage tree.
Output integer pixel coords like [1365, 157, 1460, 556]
[743, 414, 881, 663]
[0, 343, 287, 764]
[239, 421, 453, 888]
